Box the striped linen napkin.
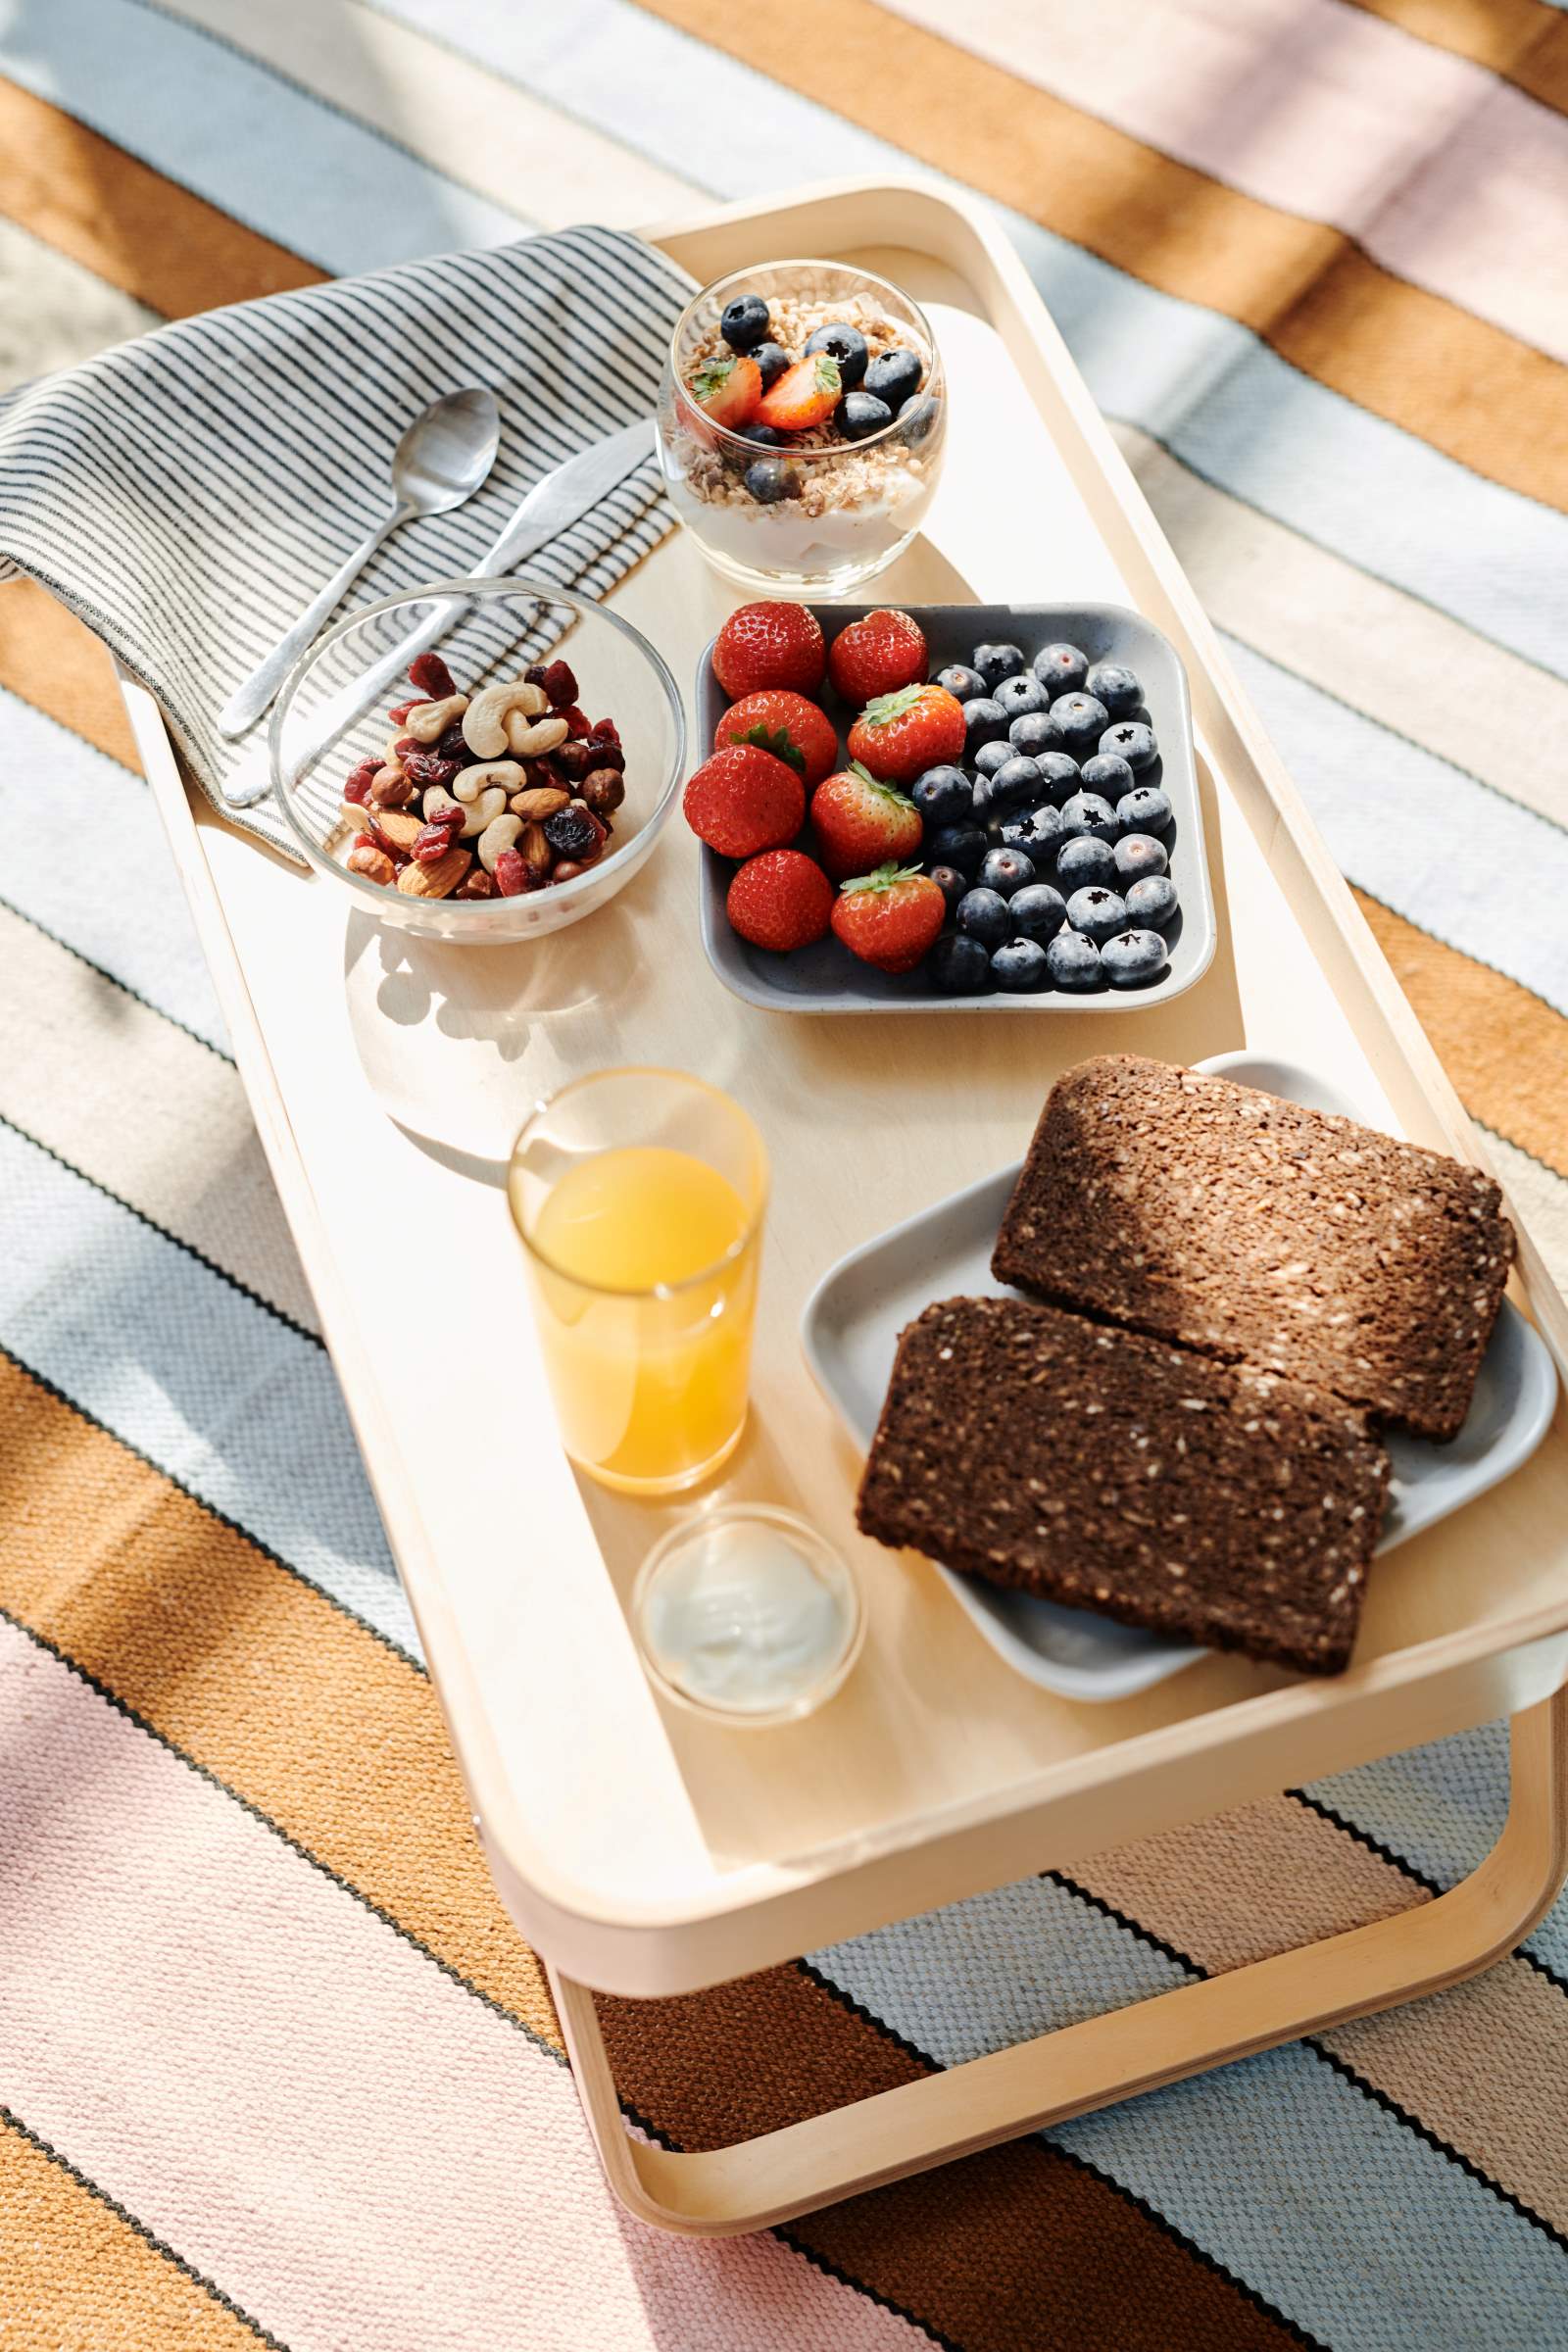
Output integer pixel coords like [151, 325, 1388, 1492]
[0, 224, 696, 858]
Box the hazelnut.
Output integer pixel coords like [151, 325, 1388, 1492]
[580, 766, 624, 817]
[554, 738, 592, 783]
[455, 866, 498, 899]
[368, 763, 416, 808]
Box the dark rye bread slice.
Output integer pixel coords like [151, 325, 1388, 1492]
[856, 1297, 1390, 1675]
[992, 1054, 1514, 1444]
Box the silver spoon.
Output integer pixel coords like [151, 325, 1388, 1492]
[217, 385, 502, 739]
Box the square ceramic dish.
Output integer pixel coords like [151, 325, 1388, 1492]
[801, 1051, 1559, 1702]
[697, 601, 1215, 1012]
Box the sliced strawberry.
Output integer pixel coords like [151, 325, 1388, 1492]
[756, 351, 842, 433]
[689, 353, 762, 429]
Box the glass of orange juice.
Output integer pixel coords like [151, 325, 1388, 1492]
[509, 1069, 767, 1496]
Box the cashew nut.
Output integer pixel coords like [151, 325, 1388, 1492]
[421, 785, 465, 826]
[462, 679, 549, 759]
[476, 812, 523, 873]
[452, 759, 525, 805]
[504, 712, 570, 760]
[404, 693, 468, 744]
[459, 786, 510, 840]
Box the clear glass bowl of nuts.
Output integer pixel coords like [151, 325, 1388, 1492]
[269, 577, 686, 943]
[656, 260, 947, 599]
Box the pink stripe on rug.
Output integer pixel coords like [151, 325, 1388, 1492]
[0, 1622, 925, 2352]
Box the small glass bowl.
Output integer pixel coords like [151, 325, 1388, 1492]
[656, 260, 947, 599]
[632, 1504, 864, 1729]
[269, 577, 686, 945]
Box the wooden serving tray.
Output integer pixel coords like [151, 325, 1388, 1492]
[126, 181, 1568, 2053]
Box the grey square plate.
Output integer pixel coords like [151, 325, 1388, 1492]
[698, 602, 1215, 1012]
[801, 1052, 1558, 1701]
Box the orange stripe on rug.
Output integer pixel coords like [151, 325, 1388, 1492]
[1351, 890, 1568, 1180]
[0, 2109, 270, 2352]
[0, 579, 141, 767]
[633, 0, 1568, 515]
[0, 77, 322, 316]
[1346, 0, 1568, 116]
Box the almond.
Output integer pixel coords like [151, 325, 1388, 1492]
[509, 786, 570, 821]
[372, 807, 424, 851]
[518, 821, 552, 875]
[396, 845, 471, 899]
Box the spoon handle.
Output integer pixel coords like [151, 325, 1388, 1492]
[217, 509, 401, 739]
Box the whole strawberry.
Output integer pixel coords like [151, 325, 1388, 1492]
[828, 610, 927, 706]
[682, 743, 805, 858]
[811, 761, 922, 881]
[714, 689, 839, 790]
[848, 682, 966, 783]
[726, 849, 834, 953]
[831, 864, 947, 974]
[712, 601, 826, 700]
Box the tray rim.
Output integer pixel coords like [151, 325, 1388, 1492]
[695, 596, 1216, 1014]
[119, 172, 1568, 1994]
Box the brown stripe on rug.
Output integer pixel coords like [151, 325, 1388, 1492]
[1345, 0, 1568, 115]
[634, 0, 1568, 514]
[0, 77, 323, 315]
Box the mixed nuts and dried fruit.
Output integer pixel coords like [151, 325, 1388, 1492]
[337, 651, 628, 901]
[683, 603, 1182, 992]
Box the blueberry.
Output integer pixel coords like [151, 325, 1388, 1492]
[1079, 751, 1135, 803]
[805, 320, 868, 388]
[1008, 883, 1067, 942]
[1058, 791, 1121, 844]
[963, 697, 1010, 752]
[936, 662, 987, 704]
[1007, 710, 1063, 760]
[929, 933, 992, 995]
[738, 420, 788, 448]
[999, 804, 1065, 862]
[928, 862, 969, 912]
[1102, 928, 1169, 987]
[1032, 642, 1089, 699]
[1126, 874, 1179, 929]
[1034, 751, 1082, 807]
[1046, 930, 1102, 991]
[720, 292, 770, 351]
[1054, 835, 1117, 894]
[972, 643, 1025, 690]
[897, 394, 940, 444]
[930, 823, 988, 877]
[1066, 886, 1129, 945]
[912, 764, 972, 826]
[980, 846, 1036, 898]
[863, 347, 922, 407]
[1117, 784, 1173, 834]
[1102, 719, 1158, 772]
[991, 937, 1051, 994]
[973, 737, 1013, 778]
[988, 755, 1043, 812]
[1052, 693, 1110, 758]
[956, 886, 1011, 948]
[751, 340, 792, 390]
[744, 457, 799, 505]
[839, 390, 893, 442]
[1113, 832, 1168, 884]
[994, 673, 1048, 721]
[1085, 662, 1143, 720]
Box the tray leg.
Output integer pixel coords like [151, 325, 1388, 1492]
[550, 1689, 1568, 2236]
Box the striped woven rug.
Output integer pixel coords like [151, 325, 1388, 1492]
[2, 4, 1566, 2347]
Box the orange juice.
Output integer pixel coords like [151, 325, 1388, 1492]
[518, 1145, 759, 1492]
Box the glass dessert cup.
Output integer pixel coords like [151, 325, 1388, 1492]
[269, 577, 686, 944]
[509, 1069, 768, 1496]
[632, 1504, 864, 1729]
[656, 259, 947, 599]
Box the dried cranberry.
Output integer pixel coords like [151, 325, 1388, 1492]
[584, 737, 624, 774]
[538, 659, 578, 709]
[343, 768, 374, 807]
[559, 704, 591, 739]
[387, 700, 416, 724]
[352, 831, 376, 852]
[543, 806, 599, 861]
[523, 663, 549, 688]
[493, 847, 528, 897]
[590, 716, 621, 745]
[553, 739, 592, 783]
[402, 748, 462, 789]
[413, 823, 459, 864]
[407, 651, 457, 699]
[435, 724, 471, 763]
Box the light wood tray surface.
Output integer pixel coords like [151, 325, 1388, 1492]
[127, 180, 1568, 2000]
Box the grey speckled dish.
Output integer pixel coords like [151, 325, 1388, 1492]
[802, 1052, 1558, 1701]
[698, 602, 1214, 1013]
